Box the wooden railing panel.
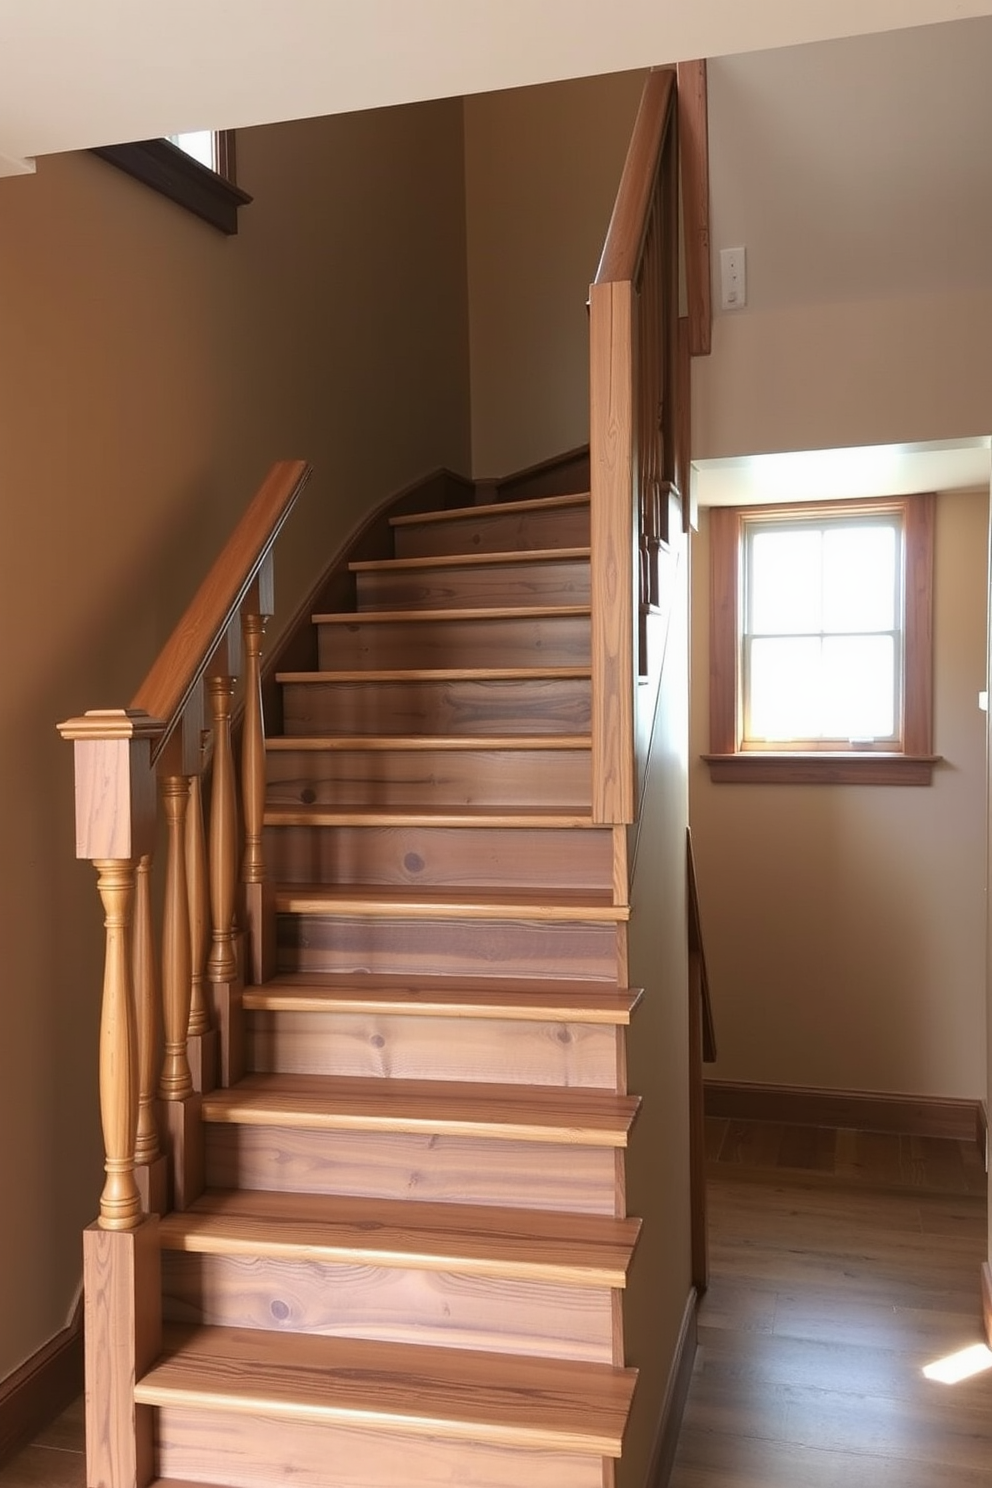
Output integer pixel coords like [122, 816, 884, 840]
[590, 280, 636, 825]
[132, 459, 310, 758]
[676, 60, 712, 358]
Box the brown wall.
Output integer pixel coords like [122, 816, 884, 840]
[463, 69, 645, 476]
[0, 98, 470, 1382]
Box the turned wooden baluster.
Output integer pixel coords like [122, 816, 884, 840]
[207, 672, 239, 982]
[186, 740, 210, 1038]
[158, 774, 193, 1102]
[94, 859, 142, 1230]
[57, 708, 161, 1230]
[241, 560, 275, 984]
[132, 852, 161, 1172]
[242, 610, 267, 892]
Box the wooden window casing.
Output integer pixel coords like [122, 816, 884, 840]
[704, 493, 938, 785]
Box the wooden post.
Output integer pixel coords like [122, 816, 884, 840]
[56, 709, 161, 1230]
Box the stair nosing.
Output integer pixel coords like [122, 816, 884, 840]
[263, 805, 596, 829]
[273, 885, 628, 922]
[265, 734, 590, 751]
[137, 1324, 635, 1456]
[312, 605, 590, 625]
[389, 492, 590, 527]
[158, 1190, 640, 1287]
[276, 665, 592, 683]
[243, 974, 642, 1023]
[201, 1072, 639, 1147]
[350, 546, 591, 574]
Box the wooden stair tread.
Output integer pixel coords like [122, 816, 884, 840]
[312, 605, 590, 624]
[276, 666, 591, 683]
[264, 804, 596, 829]
[390, 492, 590, 527]
[350, 547, 590, 573]
[137, 1324, 635, 1456]
[274, 884, 628, 921]
[266, 734, 590, 751]
[244, 972, 642, 1023]
[159, 1189, 640, 1285]
[201, 1072, 639, 1145]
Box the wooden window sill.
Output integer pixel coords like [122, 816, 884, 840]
[91, 139, 252, 235]
[702, 753, 941, 786]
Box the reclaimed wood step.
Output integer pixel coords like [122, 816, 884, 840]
[390, 494, 590, 559]
[278, 668, 591, 736]
[160, 1193, 639, 1363]
[352, 548, 591, 612]
[261, 820, 615, 893]
[314, 608, 590, 671]
[274, 885, 627, 921]
[264, 741, 591, 812]
[201, 1073, 638, 1146]
[137, 1324, 636, 1455]
[277, 910, 623, 981]
[247, 1000, 622, 1088]
[243, 973, 641, 1024]
[159, 1190, 640, 1286]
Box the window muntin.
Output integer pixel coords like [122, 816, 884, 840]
[741, 512, 903, 748]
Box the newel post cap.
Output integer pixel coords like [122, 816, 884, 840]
[57, 709, 165, 862]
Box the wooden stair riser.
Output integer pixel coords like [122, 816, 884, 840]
[391, 501, 590, 560]
[354, 554, 591, 612]
[316, 613, 589, 671]
[205, 1126, 625, 1215]
[276, 913, 623, 981]
[280, 675, 591, 737]
[262, 823, 615, 892]
[265, 747, 590, 811]
[247, 1008, 622, 1088]
[151, 1407, 608, 1488]
[161, 1252, 618, 1363]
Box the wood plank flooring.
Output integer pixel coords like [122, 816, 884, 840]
[3, 1117, 987, 1487]
[671, 1117, 991, 1487]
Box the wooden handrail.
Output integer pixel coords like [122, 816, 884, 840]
[133, 458, 312, 758]
[593, 70, 676, 288]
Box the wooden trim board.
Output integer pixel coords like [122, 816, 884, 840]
[0, 1302, 83, 1469]
[704, 1080, 986, 1151]
[645, 1288, 697, 1488]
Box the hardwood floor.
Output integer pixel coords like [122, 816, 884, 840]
[671, 1117, 991, 1486]
[3, 1117, 987, 1487]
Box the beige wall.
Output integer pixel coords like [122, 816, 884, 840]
[690, 488, 988, 1096]
[621, 546, 693, 1486]
[0, 98, 470, 1382]
[463, 69, 645, 477]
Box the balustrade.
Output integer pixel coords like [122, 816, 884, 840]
[58, 459, 312, 1228]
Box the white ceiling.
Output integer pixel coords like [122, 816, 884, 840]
[694, 439, 992, 508]
[3, 0, 992, 176]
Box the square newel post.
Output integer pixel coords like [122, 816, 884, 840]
[57, 707, 164, 1488]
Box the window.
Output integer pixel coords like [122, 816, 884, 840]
[91, 130, 251, 235]
[705, 493, 937, 784]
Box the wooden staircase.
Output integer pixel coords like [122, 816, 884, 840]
[136, 480, 644, 1488]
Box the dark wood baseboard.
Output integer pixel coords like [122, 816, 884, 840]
[982, 1263, 992, 1351]
[704, 1080, 986, 1153]
[0, 1302, 83, 1469]
[646, 1287, 697, 1488]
